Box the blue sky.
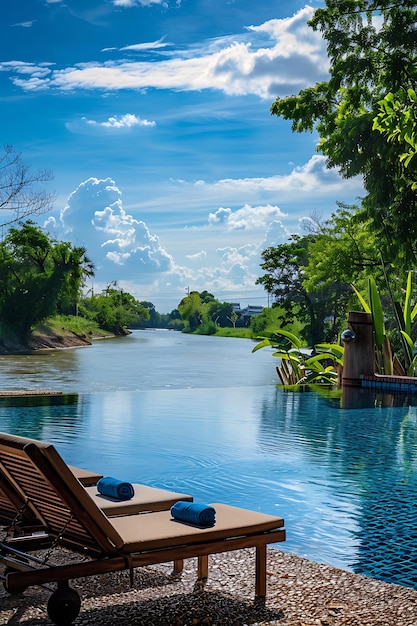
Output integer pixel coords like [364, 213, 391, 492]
[0, 0, 364, 313]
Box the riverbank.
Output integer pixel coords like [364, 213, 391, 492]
[0, 320, 114, 354]
[1, 547, 416, 625]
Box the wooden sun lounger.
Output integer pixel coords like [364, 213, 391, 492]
[0, 433, 192, 533]
[0, 436, 285, 626]
[0, 458, 102, 529]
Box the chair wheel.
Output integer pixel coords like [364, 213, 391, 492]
[47, 587, 81, 625]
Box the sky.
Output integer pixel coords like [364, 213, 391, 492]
[0, 0, 364, 313]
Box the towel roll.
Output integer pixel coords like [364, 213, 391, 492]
[170, 501, 216, 526]
[96, 476, 134, 500]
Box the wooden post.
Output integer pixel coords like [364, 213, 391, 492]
[342, 311, 374, 387]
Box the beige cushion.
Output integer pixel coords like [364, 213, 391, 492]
[85, 484, 192, 516]
[69, 466, 103, 486]
[111, 503, 284, 552]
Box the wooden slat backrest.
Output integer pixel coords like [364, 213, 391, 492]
[0, 433, 122, 555]
[0, 464, 40, 526]
[0, 485, 21, 524]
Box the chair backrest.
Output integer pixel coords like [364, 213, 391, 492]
[0, 464, 40, 527]
[0, 432, 123, 555]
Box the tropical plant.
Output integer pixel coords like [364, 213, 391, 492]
[352, 272, 417, 376]
[0, 221, 94, 337]
[252, 328, 344, 387]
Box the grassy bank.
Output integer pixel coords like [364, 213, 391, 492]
[40, 315, 114, 340]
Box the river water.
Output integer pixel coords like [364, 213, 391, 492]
[1, 329, 417, 589]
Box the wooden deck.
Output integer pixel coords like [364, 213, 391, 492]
[0, 390, 78, 406]
[0, 390, 63, 396]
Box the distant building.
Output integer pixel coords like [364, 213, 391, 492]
[228, 303, 264, 326]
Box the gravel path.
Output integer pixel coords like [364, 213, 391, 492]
[2, 548, 417, 625]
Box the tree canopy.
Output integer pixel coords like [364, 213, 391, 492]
[271, 0, 417, 267]
[80, 289, 149, 335]
[0, 221, 94, 336]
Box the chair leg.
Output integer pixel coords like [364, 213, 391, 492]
[197, 554, 208, 580]
[255, 544, 267, 599]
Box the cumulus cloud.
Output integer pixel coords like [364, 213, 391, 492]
[209, 203, 286, 231]
[60, 177, 173, 276]
[261, 220, 292, 248]
[208, 207, 232, 225]
[51, 176, 288, 309]
[0, 8, 327, 99]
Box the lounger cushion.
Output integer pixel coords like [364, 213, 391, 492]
[85, 484, 193, 516]
[111, 503, 284, 552]
[69, 466, 103, 487]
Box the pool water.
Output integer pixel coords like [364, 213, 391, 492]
[1, 330, 417, 589]
[2, 384, 417, 589]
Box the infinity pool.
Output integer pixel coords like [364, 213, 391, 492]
[2, 382, 417, 590]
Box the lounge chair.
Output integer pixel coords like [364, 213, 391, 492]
[0, 436, 285, 626]
[0, 433, 193, 532]
[0, 456, 102, 528]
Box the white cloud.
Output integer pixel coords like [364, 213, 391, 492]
[66, 113, 156, 134]
[60, 177, 174, 276]
[113, 0, 166, 6]
[186, 250, 207, 261]
[1, 9, 327, 99]
[120, 38, 171, 52]
[12, 21, 36, 28]
[208, 207, 232, 224]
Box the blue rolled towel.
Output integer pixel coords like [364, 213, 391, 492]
[170, 501, 216, 526]
[96, 476, 134, 501]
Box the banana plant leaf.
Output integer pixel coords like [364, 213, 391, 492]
[315, 343, 345, 360]
[404, 271, 412, 337]
[351, 283, 371, 313]
[368, 276, 385, 347]
[304, 354, 340, 369]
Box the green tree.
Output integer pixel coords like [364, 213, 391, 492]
[302, 204, 381, 290]
[257, 233, 352, 344]
[208, 301, 234, 327]
[271, 0, 417, 266]
[373, 88, 417, 187]
[80, 289, 149, 335]
[0, 221, 94, 337]
[178, 292, 207, 332]
[256, 235, 324, 344]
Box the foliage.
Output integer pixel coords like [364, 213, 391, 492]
[178, 291, 237, 334]
[79, 288, 149, 335]
[249, 305, 303, 337]
[252, 329, 343, 387]
[373, 89, 417, 186]
[135, 302, 184, 330]
[256, 233, 350, 344]
[178, 292, 208, 332]
[0, 221, 94, 337]
[302, 204, 381, 290]
[271, 0, 417, 267]
[352, 273, 417, 375]
[0, 146, 55, 227]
